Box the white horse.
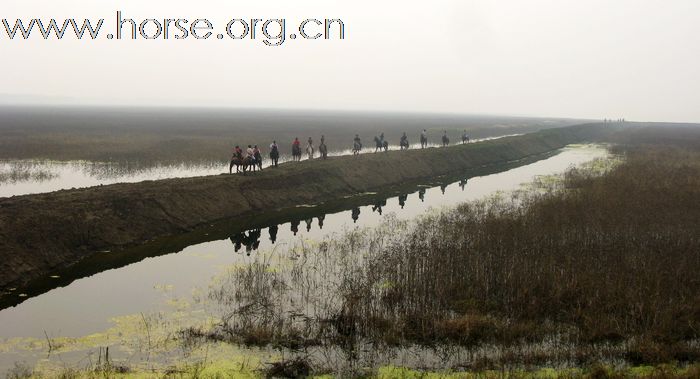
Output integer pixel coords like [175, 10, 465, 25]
[306, 143, 315, 159]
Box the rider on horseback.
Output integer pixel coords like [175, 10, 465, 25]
[253, 145, 262, 169]
[462, 129, 470, 144]
[353, 134, 362, 153]
[269, 140, 279, 167]
[292, 137, 302, 161]
[246, 145, 255, 163]
[400, 132, 408, 149]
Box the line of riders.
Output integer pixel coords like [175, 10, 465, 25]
[230, 129, 471, 174]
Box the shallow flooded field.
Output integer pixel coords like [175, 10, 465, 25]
[0, 144, 608, 374]
[0, 135, 517, 198]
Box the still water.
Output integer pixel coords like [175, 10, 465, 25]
[0, 135, 518, 198]
[0, 144, 606, 372]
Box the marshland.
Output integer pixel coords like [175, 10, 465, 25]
[0, 111, 699, 378]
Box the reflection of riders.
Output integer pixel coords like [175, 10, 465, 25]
[305, 218, 313, 232]
[459, 178, 468, 191]
[372, 199, 386, 215]
[291, 220, 300, 236]
[268, 224, 279, 243]
[318, 215, 325, 229]
[419, 188, 426, 202]
[398, 194, 408, 208]
[440, 183, 447, 194]
[230, 228, 262, 255]
[351, 207, 360, 223]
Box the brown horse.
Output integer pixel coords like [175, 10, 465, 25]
[241, 156, 257, 175]
[230, 155, 243, 174]
[292, 144, 302, 161]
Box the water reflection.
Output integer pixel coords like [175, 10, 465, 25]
[398, 194, 408, 208]
[224, 181, 472, 255]
[351, 207, 361, 223]
[372, 199, 387, 215]
[230, 228, 262, 255]
[269, 224, 279, 243]
[0, 145, 608, 343]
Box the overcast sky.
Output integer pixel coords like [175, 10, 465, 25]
[1, 0, 699, 122]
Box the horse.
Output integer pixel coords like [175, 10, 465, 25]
[400, 138, 409, 150]
[254, 151, 263, 171]
[306, 143, 315, 160]
[420, 134, 428, 148]
[229, 155, 243, 174]
[462, 134, 470, 144]
[241, 156, 257, 175]
[319, 143, 328, 159]
[374, 136, 388, 152]
[269, 146, 280, 167]
[292, 144, 302, 161]
[442, 134, 450, 147]
[352, 141, 362, 155]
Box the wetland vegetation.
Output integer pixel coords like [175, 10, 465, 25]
[173, 128, 700, 376]
[3, 123, 700, 378]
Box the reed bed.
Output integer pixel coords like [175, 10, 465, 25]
[182, 130, 700, 375]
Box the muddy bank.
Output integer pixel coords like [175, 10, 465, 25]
[0, 124, 611, 290]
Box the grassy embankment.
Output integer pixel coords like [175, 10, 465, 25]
[0, 123, 609, 293]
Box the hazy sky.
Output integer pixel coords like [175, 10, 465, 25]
[1, 0, 699, 122]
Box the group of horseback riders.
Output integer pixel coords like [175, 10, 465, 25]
[230, 130, 471, 174]
[355, 129, 471, 154]
[229, 135, 329, 174]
